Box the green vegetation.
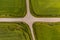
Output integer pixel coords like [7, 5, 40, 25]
[33, 22, 60, 40]
[0, 0, 26, 18]
[0, 22, 32, 40]
[30, 0, 60, 17]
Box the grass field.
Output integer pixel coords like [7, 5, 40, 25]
[0, 0, 26, 18]
[0, 22, 32, 40]
[30, 0, 60, 17]
[33, 22, 60, 40]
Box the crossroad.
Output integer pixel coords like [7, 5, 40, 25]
[0, 0, 60, 40]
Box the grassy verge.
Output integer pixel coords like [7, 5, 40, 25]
[0, 0, 26, 18]
[33, 22, 60, 40]
[0, 22, 32, 40]
[30, 0, 60, 17]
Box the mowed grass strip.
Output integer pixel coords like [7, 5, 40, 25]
[0, 0, 26, 18]
[33, 22, 60, 40]
[0, 22, 32, 40]
[30, 0, 60, 17]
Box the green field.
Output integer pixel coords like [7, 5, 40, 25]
[0, 0, 26, 18]
[0, 22, 32, 40]
[33, 22, 60, 40]
[30, 0, 60, 17]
